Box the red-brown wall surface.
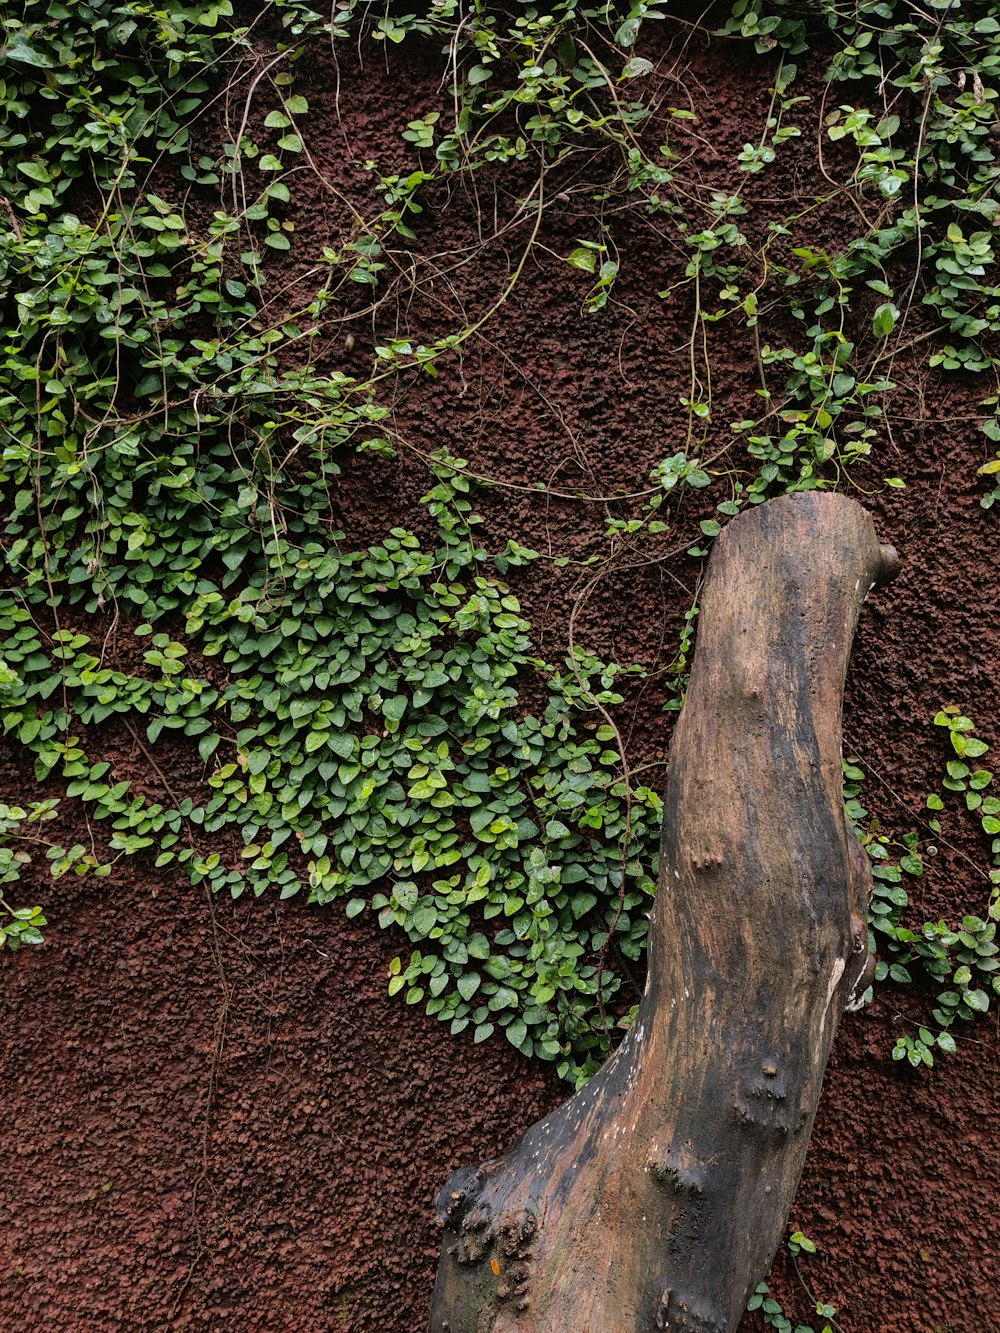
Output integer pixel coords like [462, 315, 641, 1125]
[2, 14, 998, 1332]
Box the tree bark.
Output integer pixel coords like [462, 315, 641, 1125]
[429, 492, 900, 1333]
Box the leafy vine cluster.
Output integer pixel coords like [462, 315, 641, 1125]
[0, 0, 998, 1095]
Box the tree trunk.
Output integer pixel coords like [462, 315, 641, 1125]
[429, 492, 899, 1333]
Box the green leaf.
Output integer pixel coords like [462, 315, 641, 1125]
[410, 903, 437, 935]
[570, 891, 597, 918]
[383, 695, 407, 723]
[566, 246, 598, 273]
[505, 1018, 527, 1048]
[615, 16, 640, 46]
[16, 161, 52, 184]
[198, 733, 220, 763]
[872, 302, 899, 338]
[4, 35, 56, 67]
[328, 734, 356, 760]
[457, 973, 480, 1000]
[470, 806, 495, 834]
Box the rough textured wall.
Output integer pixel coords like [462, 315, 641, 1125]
[2, 12, 998, 1333]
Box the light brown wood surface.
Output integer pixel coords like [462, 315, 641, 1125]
[430, 491, 899, 1333]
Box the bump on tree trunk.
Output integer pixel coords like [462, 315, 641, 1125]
[429, 491, 899, 1333]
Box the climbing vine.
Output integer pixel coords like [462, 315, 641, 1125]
[844, 707, 1000, 1067]
[1, 0, 999, 1115]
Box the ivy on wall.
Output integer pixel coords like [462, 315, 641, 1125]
[1, 0, 999, 1088]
